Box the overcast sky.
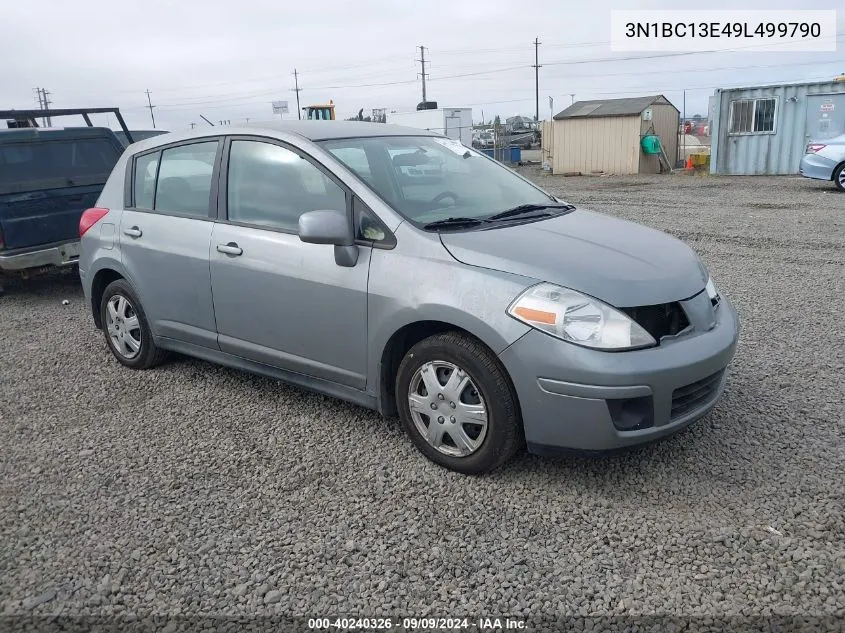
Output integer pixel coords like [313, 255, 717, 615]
[1, 0, 841, 131]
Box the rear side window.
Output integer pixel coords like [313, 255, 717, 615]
[0, 138, 120, 192]
[133, 152, 159, 209]
[132, 141, 218, 217]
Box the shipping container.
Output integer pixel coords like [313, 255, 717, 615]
[710, 80, 845, 175]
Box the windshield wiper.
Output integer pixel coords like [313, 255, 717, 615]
[487, 202, 575, 221]
[423, 217, 487, 231]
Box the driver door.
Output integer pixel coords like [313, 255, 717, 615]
[209, 137, 371, 389]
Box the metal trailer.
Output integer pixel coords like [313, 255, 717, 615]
[709, 80, 845, 175]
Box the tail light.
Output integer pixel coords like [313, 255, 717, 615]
[806, 143, 826, 154]
[80, 208, 109, 237]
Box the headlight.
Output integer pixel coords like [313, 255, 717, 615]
[507, 283, 656, 350]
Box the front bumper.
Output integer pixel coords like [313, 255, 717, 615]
[0, 240, 80, 272]
[799, 154, 836, 181]
[498, 295, 739, 453]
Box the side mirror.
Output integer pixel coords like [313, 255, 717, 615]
[298, 209, 358, 267]
[298, 209, 351, 245]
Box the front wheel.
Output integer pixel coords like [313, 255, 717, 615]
[395, 332, 522, 474]
[834, 163, 845, 192]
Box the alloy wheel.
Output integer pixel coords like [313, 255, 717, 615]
[105, 294, 142, 359]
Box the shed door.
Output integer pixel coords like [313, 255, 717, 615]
[805, 94, 845, 143]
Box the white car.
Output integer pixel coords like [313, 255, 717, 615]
[799, 134, 845, 192]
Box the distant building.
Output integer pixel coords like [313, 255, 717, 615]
[543, 95, 679, 175]
[710, 79, 845, 175]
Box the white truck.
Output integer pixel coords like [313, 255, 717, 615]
[387, 108, 473, 147]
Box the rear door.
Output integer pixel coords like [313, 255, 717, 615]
[119, 139, 222, 350]
[0, 135, 122, 250]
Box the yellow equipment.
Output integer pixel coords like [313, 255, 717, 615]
[303, 100, 336, 120]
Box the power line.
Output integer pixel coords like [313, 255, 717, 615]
[138, 53, 842, 114]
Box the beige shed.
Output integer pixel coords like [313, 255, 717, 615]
[545, 95, 679, 175]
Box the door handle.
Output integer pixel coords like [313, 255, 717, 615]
[216, 242, 243, 256]
[123, 226, 142, 238]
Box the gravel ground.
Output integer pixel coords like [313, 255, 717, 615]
[1, 173, 844, 630]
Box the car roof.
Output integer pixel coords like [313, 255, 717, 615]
[123, 121, 441, 154]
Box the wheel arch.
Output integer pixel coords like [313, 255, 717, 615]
[377, 318, 523, 419]
[90, 267, 126, 329]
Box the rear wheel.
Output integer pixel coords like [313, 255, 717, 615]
[395, 332, 522, 474]
[834, 162, 845, 192]
[100, 279, 168, 369]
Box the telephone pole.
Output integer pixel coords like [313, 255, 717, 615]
[35, 88, 53, 126]
[43, 89, 52, 126]
[416, 45, 429, 103]
[532, 37, 541, 121]
[35, 87, 45, 126]
[145, 89, 156, 128]
[292, 68, 302, 120]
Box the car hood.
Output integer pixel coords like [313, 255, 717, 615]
[439, 209, 708, 307]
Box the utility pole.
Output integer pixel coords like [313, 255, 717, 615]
[145, 89, 156, 128]
[35, 88, 53, 126]
[35, 87, 45, 126]
[532, 38, 541, 121]
[292, 68, 302, 120]
[416, 46, 429, 103]
[42, 89, 52, 126]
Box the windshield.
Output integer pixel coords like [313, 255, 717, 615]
[319, 135, 554, 227]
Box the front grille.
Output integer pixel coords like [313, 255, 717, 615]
[671, 370, 724, 419]
[620, 302, 690, 342]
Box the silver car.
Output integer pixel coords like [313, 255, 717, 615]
[79, 122, 739, 474]
[799, 134, 845, 191]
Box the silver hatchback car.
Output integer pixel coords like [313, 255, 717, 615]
[80, 122, 739, 474]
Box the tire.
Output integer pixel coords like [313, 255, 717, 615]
[100, 279, 168, 369]
[834, 163, 845, 192]
[395, 332, 522, 474]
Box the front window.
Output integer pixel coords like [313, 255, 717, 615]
[319, 135, 554, 227]
[227, 140, 346, 232]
